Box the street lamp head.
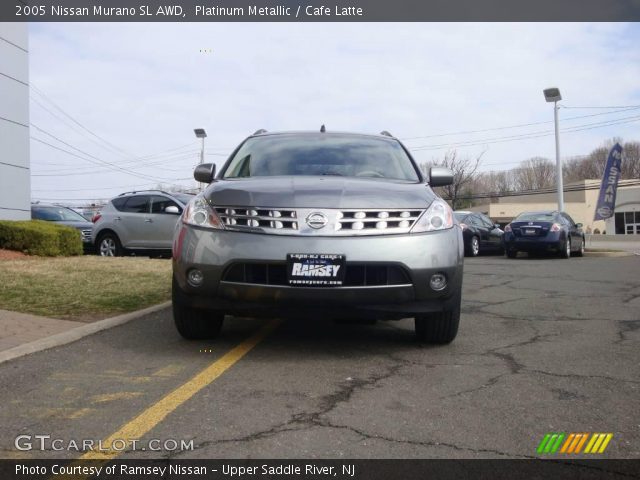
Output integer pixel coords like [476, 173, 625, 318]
[194, 128, 207, 138]
[543, 87, 562, 103]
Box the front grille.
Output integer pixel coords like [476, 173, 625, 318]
[222, 262, 411, 287]
[213, 206, 425, 236]
[337, 209, 422, 232]
[215, 208, 298, 231]
[80, 229, 92, 240]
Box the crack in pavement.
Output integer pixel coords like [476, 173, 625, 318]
[615, 320, 640, 344]
[166, 358, 532, 459]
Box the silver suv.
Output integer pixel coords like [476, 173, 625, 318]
[92, 190, 193, 257]
[172, 131, 464, 343]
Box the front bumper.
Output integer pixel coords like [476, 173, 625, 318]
[173, 225, 464, 319]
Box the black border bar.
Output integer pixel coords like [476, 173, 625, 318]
[3, 459, 640, 480]
[3, 0, 640, 22]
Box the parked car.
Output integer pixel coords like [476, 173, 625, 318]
[454, 211, 504, 256]
[172, 129, 464, 344]
[31, 204, 94, 252]
[92, 190, 194, 257]
[503, 210, 585, 258]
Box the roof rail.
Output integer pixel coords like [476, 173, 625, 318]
[253, 129, 267, 135]
[117, 189, 172, 197]
[380, 130, 393, 137]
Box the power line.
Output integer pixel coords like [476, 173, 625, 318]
[32, 151, 198, 175]
[30, 122, 199, 175]
[30, 137, 176, 182]
[30, 84, 134, 159]
[399, 106, 640, 142]
[0, 115, 28, 128]
[0, 35, 28, 53]
[30, 96, 199, 167]
[560, 104, 640, 109]
[410, 114, 640, 152]
[32, 182, 163, 193]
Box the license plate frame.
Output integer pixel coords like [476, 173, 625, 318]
[287, 253, 345, 287]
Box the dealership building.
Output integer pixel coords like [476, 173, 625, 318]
[469, 179, 640, 235]
[0, 23, 30, 220]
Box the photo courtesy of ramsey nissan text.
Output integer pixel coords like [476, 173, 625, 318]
[0, 1, 639, 479]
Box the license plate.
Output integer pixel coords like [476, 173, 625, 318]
[523, 228, 536, 235]
[287, 254, 345, 286]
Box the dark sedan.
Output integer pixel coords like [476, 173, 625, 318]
[503, 210, 585, 259]
[31, 204, 94, 252]
[454, 211, 504, 256]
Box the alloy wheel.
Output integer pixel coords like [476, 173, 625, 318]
[471, 237, 480, 256]
[100, 238, 116, 257]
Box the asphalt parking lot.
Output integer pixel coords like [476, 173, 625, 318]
[1, 255, 639, 460]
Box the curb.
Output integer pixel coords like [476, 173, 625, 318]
[584, 250, 635, 257]
[0, 301, 171, 365]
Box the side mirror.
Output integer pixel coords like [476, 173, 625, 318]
[194, 163, 216, 184]
[165, 205, 180, 214]
[429, 167, 454, 187]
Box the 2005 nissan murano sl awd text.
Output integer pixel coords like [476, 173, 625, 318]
[171, 129, 464, 344]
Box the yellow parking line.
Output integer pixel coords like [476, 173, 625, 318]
[81, 319, 281, 461]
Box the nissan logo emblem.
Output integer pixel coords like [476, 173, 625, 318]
[306, 212, 328, 229]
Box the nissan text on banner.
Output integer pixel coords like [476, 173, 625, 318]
[594, 143, 623, 221]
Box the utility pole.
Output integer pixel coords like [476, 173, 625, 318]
[194, 128, 207, 192]
[543, 88, 564, 211]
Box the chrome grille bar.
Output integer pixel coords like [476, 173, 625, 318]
[214, 207, 425, 236]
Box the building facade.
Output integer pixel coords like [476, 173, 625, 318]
[0, 23, 30, 220]
[607, 185, 640, 235]
[469, 180, 639, 235]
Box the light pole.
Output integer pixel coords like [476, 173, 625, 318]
[543, 88, 563, 211]
[194, 128, 207, 191]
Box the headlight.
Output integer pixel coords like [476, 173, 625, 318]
[182, 194, 224, 230]
[410, 199, 454, 233]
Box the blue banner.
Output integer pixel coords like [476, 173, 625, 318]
[594, 143, 623, 221]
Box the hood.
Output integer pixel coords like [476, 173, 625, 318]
[53, 220, 94, 230]
[205, 176, 436, 209]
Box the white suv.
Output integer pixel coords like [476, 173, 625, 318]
[92, 190, 193, 257]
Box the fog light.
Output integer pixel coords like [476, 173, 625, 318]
[187, 269, 204, 287]
[430, 273, 447, 291]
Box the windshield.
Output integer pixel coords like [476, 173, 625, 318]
[515, 212, 557, 222]
[223, 134, 420, 182]
[32, 206, 88, 222]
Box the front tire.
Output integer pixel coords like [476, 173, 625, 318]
[172, 277, 224, 340]
[466, 236, 480, 257]
[574, 237, 585, 257]
[97, 232, 123, 257]
[506, 248, 517, 258]
[414, 293, 461, 344]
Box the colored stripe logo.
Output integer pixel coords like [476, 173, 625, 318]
[537, 433, 613, 454]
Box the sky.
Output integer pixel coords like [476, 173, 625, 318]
[28, 22, 640, 205]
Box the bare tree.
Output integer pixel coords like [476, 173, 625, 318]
[621, 141, 640, 179]
[421, 150, 485, 209]
[154, 183, 194, 193]
[470, 170, 516, 198]
[513, 157, 556, 191]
